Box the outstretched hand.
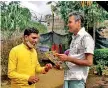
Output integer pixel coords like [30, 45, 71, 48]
[42, 63, 52, 74]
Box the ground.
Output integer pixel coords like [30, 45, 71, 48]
[1, 68, 108, 88]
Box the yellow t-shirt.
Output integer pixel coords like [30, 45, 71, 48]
[8, 43, 44, 88]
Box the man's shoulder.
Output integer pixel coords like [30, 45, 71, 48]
[80, 30, 93, 39]
[84, 32, 93, 39]
[11, 43, 22, 51]
[78, 28, 92, 38]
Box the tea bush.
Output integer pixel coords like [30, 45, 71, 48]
[94, 48, 108, 65]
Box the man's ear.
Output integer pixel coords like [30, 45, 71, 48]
[79, 20, 82, 25]
[77, 20, 81, 26]
[24, 35, 28, 41]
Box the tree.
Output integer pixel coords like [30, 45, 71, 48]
[0, 1, 47, 36]
[1, 1, 31, 31]
[50, 1, 108, 31]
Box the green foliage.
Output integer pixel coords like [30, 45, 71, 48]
[0, 1, 47, 35]
[52, 1, 108, 30]
[1, 1, 31, 31]
[95, 60, 107, 75]
[27, 21, 47, 34]
[94, 48, 108, 65]
[94, 49, 108, 75]
[57, 1, 82, 24]
[1, 37, 22, 76]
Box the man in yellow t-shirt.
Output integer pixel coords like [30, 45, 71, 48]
[8, 28, 52, 88]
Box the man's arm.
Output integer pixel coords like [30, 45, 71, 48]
[56, 35, 94, 66]
[35, 51, 52, 74]
[35, 60, 52, 74]
[57, 53, 93, 66]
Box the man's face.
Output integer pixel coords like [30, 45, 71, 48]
[67, 16, 80, 33]
[24, 33, 39, 48]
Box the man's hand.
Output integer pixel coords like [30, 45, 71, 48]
[54, 61, 62, 69]
[42, 63, 52, 74]
[28, 76, 39, 85]
[56, 54, 68, 61]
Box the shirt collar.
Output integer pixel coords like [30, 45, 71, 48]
[72, 27, 85, 39]
[77, 27, 85, 36]
[22, 43, 34, 51]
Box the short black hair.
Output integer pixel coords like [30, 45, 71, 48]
[68, 11, 84, 27]
[24, 27, 39, 36]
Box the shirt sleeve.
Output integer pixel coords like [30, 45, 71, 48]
[83, 35, 95, 54]
[8, 48, 30, 85]
[35, 52, 45, 73]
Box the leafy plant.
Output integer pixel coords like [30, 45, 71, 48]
[27, 21, 47, 34]
[95, 60, 107, 75]
[1, 1, 47, 39]
[93, 49, 108, 75]
[94, 48, 108, 65]
[49, 1, 108, 31]
[1, 1, 31, 31]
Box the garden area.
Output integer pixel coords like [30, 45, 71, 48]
[1, 1, 108, 88]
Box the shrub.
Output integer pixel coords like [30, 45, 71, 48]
[1, 36, 22, 79]
[94, 48, 108, 66]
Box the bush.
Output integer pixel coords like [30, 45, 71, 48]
[1, 36, 22, 79]
[94, 48, 108, 66]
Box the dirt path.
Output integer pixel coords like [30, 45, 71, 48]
[1, 68, 108, 88]
[36, 68, 64, 88]
[1, 68, 64, 88]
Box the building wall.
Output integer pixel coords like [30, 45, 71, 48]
[45, 15, 65, 34]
